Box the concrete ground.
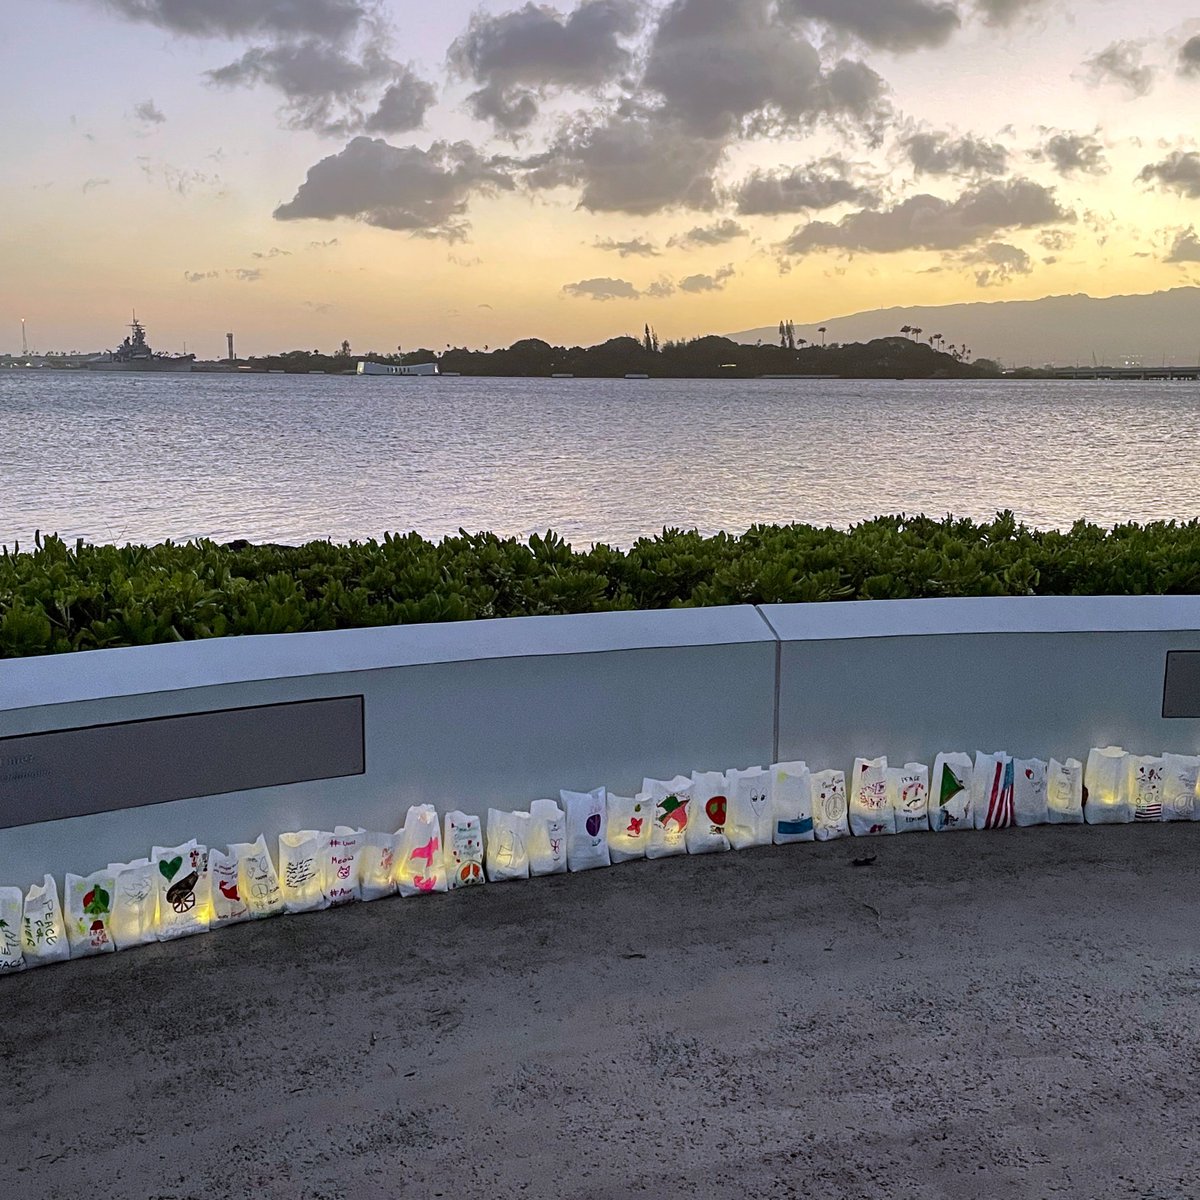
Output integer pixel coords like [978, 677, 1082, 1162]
[3, 823, 1199, 1200]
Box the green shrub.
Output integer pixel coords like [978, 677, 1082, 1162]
[3, 513, 1200, 658]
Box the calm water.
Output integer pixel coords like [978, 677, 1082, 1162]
[2, 372, 1200, 548]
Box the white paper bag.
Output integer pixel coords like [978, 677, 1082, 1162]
[1046, 757, 1084, 824]
[811, 770, 849, 841]
[109, 859, 159, 949]
[888, 763, 929, 835]
[278, 831, 329, 914]
[64, 868, 118, 956]
[208, 848, 252, 927]
[1128, 755, 1165, 822]
[324, 828, 365, 905]
[395, 805, 448, 896]
[1084, 746, 1132, 824]
[1013, 758, 1049, 827]
[972, 751, 1015, 830]
[231, 836, 285, 918]
[530, 798, 569, 876]
[486, 809, 530, 882]
[644, 776, 693, 859]
[771, 761, 815, 844]
[444, 812, 485, 889]
[20, 875, 69, 966]
[152, 841, 212, 940]
[607, 793, 651, 863]
[1162, 753, 1200, 821]
[0, 887, 24, 973]
[560, 788, 611, 872]
[727, 767, 773, 850]
[850, 756, 893, 837]
[687, 771, 731, 854]
[930, 752, 973, 832]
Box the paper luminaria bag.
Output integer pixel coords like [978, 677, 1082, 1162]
[1046, 757, 1084, 823]
[1012, 758, 1049, 828]
[1127, 755, 1166, 822]
[207, 848, 252, 927]
[357, 830, 399, 901]
[560, 788, 611, 872]
[64, 868, 118, 956]
[726, 767, 774, 850]
[930, 752, 973, 832]
[0, 887, 24, 973]
[1084, 746, 1132, 824]
[687, 771, 731, 854]
[810, 769, 849, 840]
[529, 798, 568, 876]
[644, 776, 693, 859]
[324, 828, 366, 905]
[20, 874, 70, 966]
[395, 805, 448, 896]
[1161, 753, 1200, 821]
[849, 757, 893, 837]
[444, 811, 485, 889]
[278, 831, 330, 913]
[109, 858, 160, 949]
[152, 841, 212, 940]
[972, 752, 1015, 830]
[606, 793, 651, 863]
[771, 761, 815, 844]
[887, 763, 929, 835]
[229, 835, 285, 917]
[486, 809, 530, 882]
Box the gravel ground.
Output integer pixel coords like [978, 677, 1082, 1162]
[3, 823, 1199, 1200]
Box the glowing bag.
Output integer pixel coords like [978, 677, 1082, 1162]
[687, 771, 731, 854]
[727, 767, 773, 849]
[444, 812, 485, 889]
[230, 835, 285, 917]
[561, 787, 611, 872]
[972, 752, 1015, 830]
[20, 875, 70, 966]
[64, 868, 118, 956]
[1126, 755, 1165, 822]
[644, 775, 693, 859]
[109, 859, 159, 949]
[850, 757, 893, 837]
[486, 809, 530, 882]
[208, 848, 252, 927]
[395, 805, 448, 896]
[811, 770, 849, 841]
[771, 761, 815, 844]
[1084, 746, 1132, 824]
[152, 841, 212, 940]
[1046, 757, 1084, 824]
[353, 831, 398, 901]
[278, 831, 330, 914]
[1162, 753, 1200, 821]
[530, 798, 569, 876]
[930, 752, 973, 832]
[607, 793, 651, 863]
[888, 763, 929, 835]
[0, 887, 24, 973]
[1012, 758, 1049, 827]
[325, 828, 366, 905]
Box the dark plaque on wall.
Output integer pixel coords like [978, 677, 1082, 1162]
[1163, 652, 1200, 719]
[0, 695, 365, 829]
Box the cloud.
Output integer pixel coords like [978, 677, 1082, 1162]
[782, 177, 1071, 256]
[905, 131, 1008, 177]
[82, 177, 111, 193]
[1179, 35, 1200, 78]
[207, 43, 435, 136]
[1165, 227, 1200, 263]
[668, 219, 747, 248]
[520, 111, 724, 213]
[252, 247, 292, 259]
[1033, 131, 1108, 176]
[83, 0, 368, 41]
[1036, 228, 1074, 251]
[133, 99, 165, 124]
[1138, 151, 1200, 199]
[274, 136, 514, 239]
[229, 267, 264, 282]
[1081, 41, 1156, 97]
[734, 156, 879, 213]
[308, 238, 340, 248]
[644, 278, 676, 297]
[642, 0, 889, 139]
[973, 0, 1048, 24]
[678, 264, 735, 292]
[562, 276, 640, 300]
[184, 270, 219, 283]
[960, 240, 1033, 286]
[448, 0, 641, 133]
[302, 299, 334, 311]
[594, 236, 660, 256]
[780, 0, 960, 53]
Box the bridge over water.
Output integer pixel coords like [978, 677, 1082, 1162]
[1040, 364, 1200, 380]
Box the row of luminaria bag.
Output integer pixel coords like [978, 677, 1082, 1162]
[3, 749, 1197, 974]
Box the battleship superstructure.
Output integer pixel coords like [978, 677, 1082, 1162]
[84, 317, 195, 372]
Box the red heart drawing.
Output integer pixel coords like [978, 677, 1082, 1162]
[706, 796, 727, 826]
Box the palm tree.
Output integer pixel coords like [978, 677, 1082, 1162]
[900, 324, 912, 338]
[931, 332, 942, 348]
[818, 325, 827, 346]
[912, 326, 923, 342]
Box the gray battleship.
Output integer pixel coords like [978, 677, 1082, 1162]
[84, 317, 195, 372]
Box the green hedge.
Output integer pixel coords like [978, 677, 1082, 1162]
[3, 513, 1200, 658]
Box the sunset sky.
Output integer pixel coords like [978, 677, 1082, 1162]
[4, 0, 1200, 357]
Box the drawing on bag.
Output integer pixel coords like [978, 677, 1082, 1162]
[858, 777, 886, 810]
[585, 813, 602, 838]
[413, 874, 437, 892]
[777, 818, 814, 837]
[939, 767, 965, 807]
[218, 880, 240, 902]
[749, 789, 769, 814]
[82, 885, 111, 916]
[88, 920, 110, 948]
[657, 794, 688, 829]
[626, 816, 644, 836]
[816, 781, 846, 822]
[166, 872, 199, 913]
[549, 835, 564, 858]
[901, 779, 926, 810]
[1133, 762, 1163, 821]
[705, 796, 727, 826]
[410, 837, 440, 868]
[983, 759, 1015, 827]
[458, 862, 484, 885]
[285, 858, 315, 888]
[159, 855, 183, 881]
[451, 824, 481, 864]
[868, 823, 887, 834]
[496, 831, 522, 867]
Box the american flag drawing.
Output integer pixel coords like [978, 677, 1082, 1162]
[983, 757, 1015, 828]
[1133, 762, 1163, 821]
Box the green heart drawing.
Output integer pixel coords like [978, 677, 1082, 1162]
[159, 856, 183, 881]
